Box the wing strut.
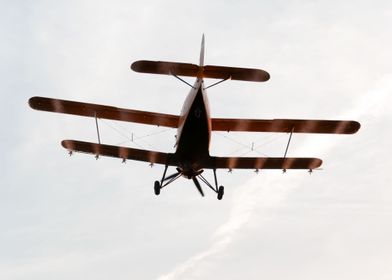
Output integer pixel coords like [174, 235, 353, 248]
[283, 126, 294, 159]
[282, 126, 294, 173]
[94, 113, 101, 145]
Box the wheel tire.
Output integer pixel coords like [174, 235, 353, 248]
[217, 186, 224, 200]
[154, 181, 161, 195]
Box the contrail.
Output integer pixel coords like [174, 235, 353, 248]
[157, 75, 392, 280]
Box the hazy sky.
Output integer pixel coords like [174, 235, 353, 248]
[1, 1, 392, 279]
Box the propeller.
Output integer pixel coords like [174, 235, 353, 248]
[192, 177, 205, 197]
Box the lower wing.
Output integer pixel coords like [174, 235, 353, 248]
[61, 140, 320, 170]
[62, 140, 178, 166]
[205, 156, 322, 170]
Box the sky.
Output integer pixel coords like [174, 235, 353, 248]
[1, 0, 392, 279]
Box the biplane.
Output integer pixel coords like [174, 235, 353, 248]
[29, 35, 360, 200]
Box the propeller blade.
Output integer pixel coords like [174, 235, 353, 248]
[192, 177, 204, 197]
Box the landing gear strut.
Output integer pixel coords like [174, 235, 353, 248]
[195, 169, 224, 200]
[153, 164, 182, 196]
[154, 166, 225, 200]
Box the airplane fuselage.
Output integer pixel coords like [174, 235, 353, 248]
[175, 78, 211, 177]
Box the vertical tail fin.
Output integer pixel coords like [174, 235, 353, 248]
[199, 34, 205, 66]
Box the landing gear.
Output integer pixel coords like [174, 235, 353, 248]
[153, 165, 182, 196]
[196, 169, 224, 200]
[217, 186, 224, 200]
[154, 180, 161, 195]
[154, 165, 225, 200]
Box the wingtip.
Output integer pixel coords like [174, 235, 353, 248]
[353, 121, 361, 134]
[130, 60, 141, 72]
[28, 96, 49, 110]
[264, 70, 271, 82]
[28, 96, 39, 109]
[61, 139, 72, 149]
[344, 121, 361, 134]
[314, 158, 323, 169]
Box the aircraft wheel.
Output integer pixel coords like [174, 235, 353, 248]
[154, 181, 161, 195]
[217, 186, 224, 200]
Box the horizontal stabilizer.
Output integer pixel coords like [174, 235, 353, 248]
[62, 140, 178, 166]
[212, 118, 360, 134]
[131, 60, 199, 77]
[131, 60, 270, 82]
[205, 156, 322, 170]
[203, 65, 270, 82]
[29, 97, 179, 128]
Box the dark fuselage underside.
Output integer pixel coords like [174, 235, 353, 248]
[175, 79, 211, 176]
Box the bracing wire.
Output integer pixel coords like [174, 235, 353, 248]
[214, 131, 289, 157]
[100, 119, 173, 150]
[100, 119, 146, 149]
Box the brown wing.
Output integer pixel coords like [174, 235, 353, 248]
[29, 96, 179, 128]
[211, 118, 360, 134]
[131, 60, 199, 77]
[62, 140, 178, 166]
[131, 60, 270, 82]
[63, 140, 321, 170]
[204, 156, 322, 170]
[203, 65, 270, 82]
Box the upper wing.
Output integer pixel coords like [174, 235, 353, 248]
[29, 97, 360, 134]
[204, 156, 322, 170]
[29, 96, 179, 128]
[211, 118, 360, 134]
[131, 60, 270, 82]
[62, 140, 178, 166]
